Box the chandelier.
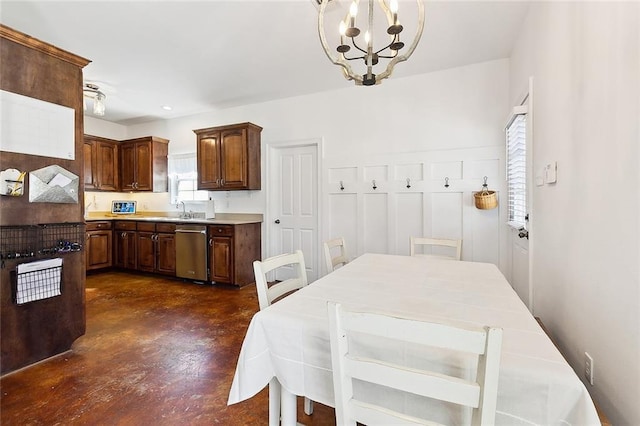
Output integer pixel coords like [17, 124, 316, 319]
[83, 83, 106, 116]
[318, 0, 425, 86]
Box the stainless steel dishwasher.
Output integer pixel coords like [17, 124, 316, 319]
[175, 224, 208, 282]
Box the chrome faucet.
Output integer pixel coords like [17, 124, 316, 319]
[179, 201, 188, 218]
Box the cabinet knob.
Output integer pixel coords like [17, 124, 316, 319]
[274, 219, 280, 224]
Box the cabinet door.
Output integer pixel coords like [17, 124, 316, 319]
[83, 141, 97, 190]
[134, 142, 153, 191]
[120, 143, 137, 191]
[96, 141, 118, 191]
[156, 233, 176, 275]
[197, 133, 222, 190]
[115, 231, 137, 269]
[210, 236, 233, 283]
[137, 231, 156, 272]
[220, 128, 248, 189]
[86, 230, 112, 270]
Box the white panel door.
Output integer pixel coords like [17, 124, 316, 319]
[269, 144, 319, 282]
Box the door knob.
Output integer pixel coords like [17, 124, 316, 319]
[274, 219, 280, 224]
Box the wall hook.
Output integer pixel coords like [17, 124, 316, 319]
[339, 180, 344, 191]
[406, 178, 411, 189]
[372, 180, 377, 190]
[482, 176, 489, 189]
[444, 177, 450, 188]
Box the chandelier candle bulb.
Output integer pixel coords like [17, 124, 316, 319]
[349, 2, 357, 28]
[390, 0, 399, 25]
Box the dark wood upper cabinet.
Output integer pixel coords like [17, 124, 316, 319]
[84, 135, 119, 191]
[194, 122, 262, 191]
[119, 136, 169, 192]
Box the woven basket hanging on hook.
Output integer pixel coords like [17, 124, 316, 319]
[474, 176, 498, 210]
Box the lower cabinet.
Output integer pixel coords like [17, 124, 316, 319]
[137, 222, 176, 275]
[208, 223, 261, 286]
[114, 221, 137, 270]
[86, 221, 112, 270]
[86, 219, 259, 284]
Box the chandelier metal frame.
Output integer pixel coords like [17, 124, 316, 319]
[318, 0, 425, 86]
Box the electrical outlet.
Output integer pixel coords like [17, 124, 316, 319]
[585, 352, 594, 385]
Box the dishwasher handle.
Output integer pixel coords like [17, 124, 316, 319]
[175, 229, 207, 234]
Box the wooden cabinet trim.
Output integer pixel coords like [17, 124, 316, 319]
[0, 24, 90, 67]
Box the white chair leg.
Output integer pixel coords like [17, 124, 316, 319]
[303, 397, 314, 415]
[280, 387, 297, 426]
[268, 378, 281, 426]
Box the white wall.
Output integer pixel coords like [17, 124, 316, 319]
[122, 59, 509, 267]
[509, 2, 639, 425]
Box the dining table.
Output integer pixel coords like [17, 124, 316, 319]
[228, 253, 601, 425]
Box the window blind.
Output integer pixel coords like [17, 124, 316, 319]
[168, 153, 208, 202]
[506, 113, 527, 227]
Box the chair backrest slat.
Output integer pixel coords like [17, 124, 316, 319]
[410, 237, 462, 260]
[253, 250, 307, 310]
[323, 237, 349, 273]
[328, 302, 503, 426]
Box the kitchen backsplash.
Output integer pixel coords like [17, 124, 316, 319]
[85, 190, 263, 215]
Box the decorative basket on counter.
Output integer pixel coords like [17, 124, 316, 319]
[474, 177, 498, 210]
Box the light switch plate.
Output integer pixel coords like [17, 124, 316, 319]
[545, 162, 557, 184]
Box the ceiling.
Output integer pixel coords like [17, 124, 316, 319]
[1, 1, 530, 125]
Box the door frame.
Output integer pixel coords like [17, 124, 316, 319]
[265, 138, 324, 280]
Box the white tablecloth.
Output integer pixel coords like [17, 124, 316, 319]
[228, 253, 600, 425]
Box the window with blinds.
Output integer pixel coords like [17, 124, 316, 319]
[168, 154, 208, 203]
[506, 110, 527, 228]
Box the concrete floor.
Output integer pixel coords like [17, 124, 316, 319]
[0, 271, 336, 425]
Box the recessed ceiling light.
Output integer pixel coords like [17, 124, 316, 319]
[161, 105, 173, 111]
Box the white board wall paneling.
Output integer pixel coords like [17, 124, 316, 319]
[427, 191, 464, 258]
[395, 192, 425, 256]
[327, 192, 358, 267]
[326, 166, 359, 268]
[323, 146, 505, 265]
[463, 159, 501, 265]
[363, 192, 388, 254]
[328, 166, 358, 193]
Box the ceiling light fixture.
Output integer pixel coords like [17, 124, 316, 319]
[83, 83, 106, 116]
[318, 0, 425, 86]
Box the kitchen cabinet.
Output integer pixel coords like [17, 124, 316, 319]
[137, 222, 176, 275]
[194, 122, 262, 191]
[120, 136, 169, 192]
[114, 221, 137, 270]
[208, 223, 261, 286]
[85, 221, 112, 270]
[83, 135, 119, 191]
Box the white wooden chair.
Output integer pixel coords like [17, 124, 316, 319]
[327, 302, 503, 426]
[323, 237, 349, 273]
[410, 237, 462, 260]
[252, 250, 313, 424]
